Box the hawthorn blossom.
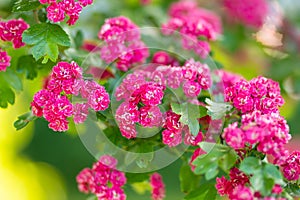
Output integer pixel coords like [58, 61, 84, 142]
[150, 173, 165, 200]
[76, 155, 127, 199]
[0, 50, 11, 71]
[0, 19, 29, 48]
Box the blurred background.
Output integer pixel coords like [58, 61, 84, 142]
[0, 0, 300, 199]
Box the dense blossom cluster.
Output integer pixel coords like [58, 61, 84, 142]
[0, 19, 29, 71]
[150, 173, 166, 200]
[162, 1, 222, 58]
[76, 155, 127, 200]
[31, 61, 110, 131]
[223, 76, 291, 164]
[98, 16, 149, 71]
[225, 76, 284, 114]
[114, 58, 211, 144]
[0, 18, 29, 48]
[223, 0, 268, 28]
[281, 151, 300, 181]
[40, 0, 93, 25]
[215, 168, 251, 198]
[0, 49, 11, 72]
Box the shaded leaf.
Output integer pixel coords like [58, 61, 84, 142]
[12, 0, 40, 12]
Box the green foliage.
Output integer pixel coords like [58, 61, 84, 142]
[193, 142, 237, 180]
[22, 23, 71, 63]
[205, 98, 232, 120]
[239, 157, 285, 196]
[0, 69, 23, 108]
[12, 0, 40, 12]
[184, 183, 217, 200]
[285, 183, 300, 197]
[179, 163, 200, 193]
[16, 55, 38, 80]
[171, 102, 206, 135]
[126, 172, 150, 184]
[14, 111, 37, 130]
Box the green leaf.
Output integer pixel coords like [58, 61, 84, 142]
[171, 102, 201, 135]
[239, 157, 261, 175]
[74, 30, 84, 49]
[218, 148, 237, 172]
[14, 112, 37, 130]
[12, 0, 40, 12]
[263, 163, 284, 185]
[16, 55, 38, 80]
[184, 183, 217, 200]
[285, 183, 300, 197]
[205, 98, 232, 120]
[3, 69, 23, 91]
[0, 86, 15, 108]
[204, 164, 219, 180]
[136, 144, 154, 168]
[22, 23, 70, 63]
[250, 173, 274, 196]
[180, 163, 200, 193]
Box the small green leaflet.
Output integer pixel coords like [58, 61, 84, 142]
[22, 23, 71, 63]
[205, 98, 232, 120]
[171, 102, 206, 136]
[12, 0, 40, 12]
[14, 112, 37, 130]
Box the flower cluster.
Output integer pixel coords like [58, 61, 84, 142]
[281, 151, 300, 181]
[151, 51, 179, 66]
[40, 0, 93, 25]
[0, 18, 29, 48]
[162, 1, 222, 58]
[31, 61, 110, 131]
[223, 0, 268, 28]
[98, 16, 149, 71]
[76, 155, 127, 200]
[114, 58, 211, 141]
[225, 76, 284, 114]
[223, 110, 291, 164]
[216, 168, 251, 199]
[150, 173, 166, 200]
[0, 49, 11, 72]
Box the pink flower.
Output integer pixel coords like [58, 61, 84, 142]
[115, 102, 137, 139]
[152, 51, 178, 66]
[229, 185, 254, 200]
[0, 50, 11, 71]
[88, 87, 110, 111]
[62, 0, 83, 26]
[162, 129, 182, 147]
[166, 67, 183, 89]
[282, 151, 300, 181]
[183, 81, 201, 97]
[139, 106, 163, 127]
[77, 156, 127, 199]
[183, 130, 203, 146]
[0, 19, 29, 48]
[223, 122, 245, 149]
[46, 2, 65, 23]
[99, 155, 118, 169]
[223, 0, 268, 28]
[163, 111, 182, 132]
[48, 117, 69, 132]
[31, 101, 43, 117]
[76, 168, 93, 193]
[78, 0, 93, 7]
[150, 173, 165, 200]
[73, 103, 89, 124]
[163, 1, 222, 58]
[39, 0, 56, 4]
[215, 176, 233, 196]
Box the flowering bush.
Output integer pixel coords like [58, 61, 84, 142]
[1, 0, 300, 200]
